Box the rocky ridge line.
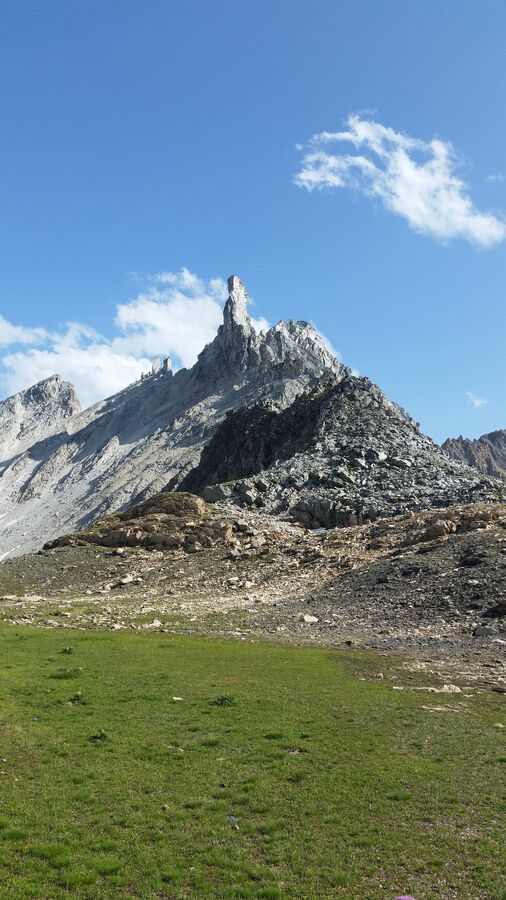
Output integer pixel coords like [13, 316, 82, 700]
[443, 430, 506, 480]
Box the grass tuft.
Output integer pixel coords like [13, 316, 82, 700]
[50, 667, 82, 679]
[88, 729, 110, 743]
[211, 694, 237, 706]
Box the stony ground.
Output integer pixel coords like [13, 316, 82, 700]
[1, 498, 504, 691]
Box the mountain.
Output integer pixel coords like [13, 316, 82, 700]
[0, 276, 343, 558]
[443, 431, 506, 480]
[0, 374, 80, 462]
[0, 274, 503, 559]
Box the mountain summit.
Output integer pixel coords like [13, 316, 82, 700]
[192, 274, 344, 386]
[0, 374, 80, 462]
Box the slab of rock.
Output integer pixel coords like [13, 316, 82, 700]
[473, 625, 498, 637]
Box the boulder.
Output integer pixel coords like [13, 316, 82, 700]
[202, 484, 231, 502]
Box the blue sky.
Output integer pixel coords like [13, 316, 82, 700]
[0, 0, 505, 440]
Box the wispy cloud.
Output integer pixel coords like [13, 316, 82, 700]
[466, 391, 489, 408]
[0, 268, 269, 408]
[0, 316, 48, 347]
[295, 114, 506, 247]
[487, 173, 506, 184]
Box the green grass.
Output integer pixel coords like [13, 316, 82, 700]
[0, 624, 503, 899]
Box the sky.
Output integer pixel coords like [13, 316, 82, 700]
[0, 0, 505, 440]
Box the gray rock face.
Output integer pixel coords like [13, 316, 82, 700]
[443, 431, 506, 480]
[0, 276, 344, 557]
[0, 375, 80, 462]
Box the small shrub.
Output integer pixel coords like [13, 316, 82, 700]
[2, 828, 27, 841]
[88, 729, 110, 744]
[331, 872, 348, 886]
[161, 869, 179, 883]
[257, 819, 285, 836]
[67, 692, 85, 705]
[183, 800, 203, 810]
[257, 887, 282, 898]
[211, 694, 236, 707]
[61, 646, 75, 655]
[30, 843, 70, 868]
[60, 870, 96, 888]
[387, 791, 412, 802]
[71, 774, 86, 785]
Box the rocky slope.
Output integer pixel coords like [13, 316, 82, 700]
[181, 377, 504, 527]
[443, 430, 506, 479]
[0, 276, 344, 558]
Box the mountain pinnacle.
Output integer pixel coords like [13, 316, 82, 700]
[224, 275, 250, 329]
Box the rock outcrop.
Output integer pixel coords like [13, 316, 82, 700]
[443, 430, 506, 480]
[44, 491, 237, 554]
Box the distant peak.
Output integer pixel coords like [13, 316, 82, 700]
[14, 374, 81, 417]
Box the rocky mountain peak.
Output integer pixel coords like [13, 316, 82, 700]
[192, 275, 260, 382]
[194, 275, 344, 387]
[26, 374, 79, 410]
[0, 374, 81, 463]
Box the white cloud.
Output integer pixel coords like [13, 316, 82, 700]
[250, 315, 270, 334]
[466, 391, 489, 408]
[295, 114, 506, 247]
[0, 315, 48, 347]
[3, 343, 149, 410]
[0, 269, 269, 408]
[113, 282, 224, 369]
[487, 173, 506, 184]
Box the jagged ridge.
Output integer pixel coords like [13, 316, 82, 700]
[443, 430, 506, 480]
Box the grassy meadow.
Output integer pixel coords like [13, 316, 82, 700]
[0, 624, 504, 898]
